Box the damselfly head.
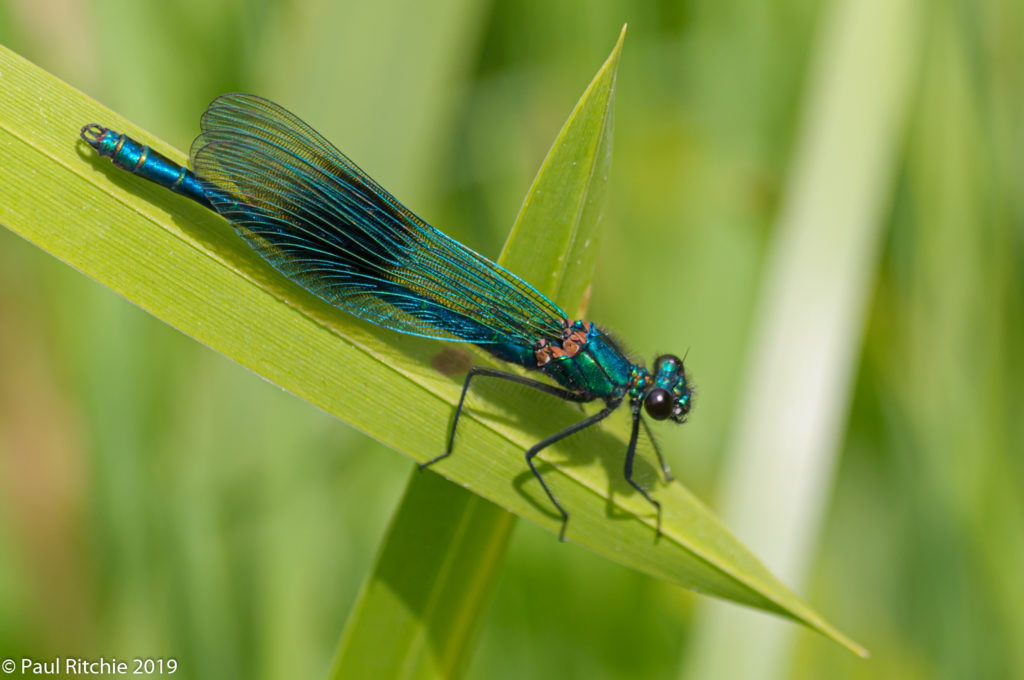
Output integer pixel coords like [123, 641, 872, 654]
[643, 354, 692, 423]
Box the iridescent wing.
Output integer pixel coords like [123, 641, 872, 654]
[189, 93, 567, 345]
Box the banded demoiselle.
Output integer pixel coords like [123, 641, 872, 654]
[80, 94, 693, 541]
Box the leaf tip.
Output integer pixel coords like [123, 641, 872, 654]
[613, 24, 628, 54]
[817, 622, 870, 659]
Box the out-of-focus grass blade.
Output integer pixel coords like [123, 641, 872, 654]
[328, 472, 515, 680]
[328, 28, 624, 679]
[684, 0, 922, 674]
[0, 42, 862, 655]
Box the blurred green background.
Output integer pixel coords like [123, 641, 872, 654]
[0, 1, 1021, 679]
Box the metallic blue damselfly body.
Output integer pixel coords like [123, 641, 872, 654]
[80, 94, 693, 541]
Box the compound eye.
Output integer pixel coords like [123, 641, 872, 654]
[644, 388, 673, 420]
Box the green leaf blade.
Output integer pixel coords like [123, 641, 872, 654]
[501, 27, 623, 313]
[331, 29, 627, 678]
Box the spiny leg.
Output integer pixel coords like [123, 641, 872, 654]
[525, 404, 616, 542]
[625, 406, 662, 538]
[420, 366, 589, 469]
[640, 416, 674, 483]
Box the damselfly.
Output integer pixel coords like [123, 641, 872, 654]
[80, 94, 693, 541]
